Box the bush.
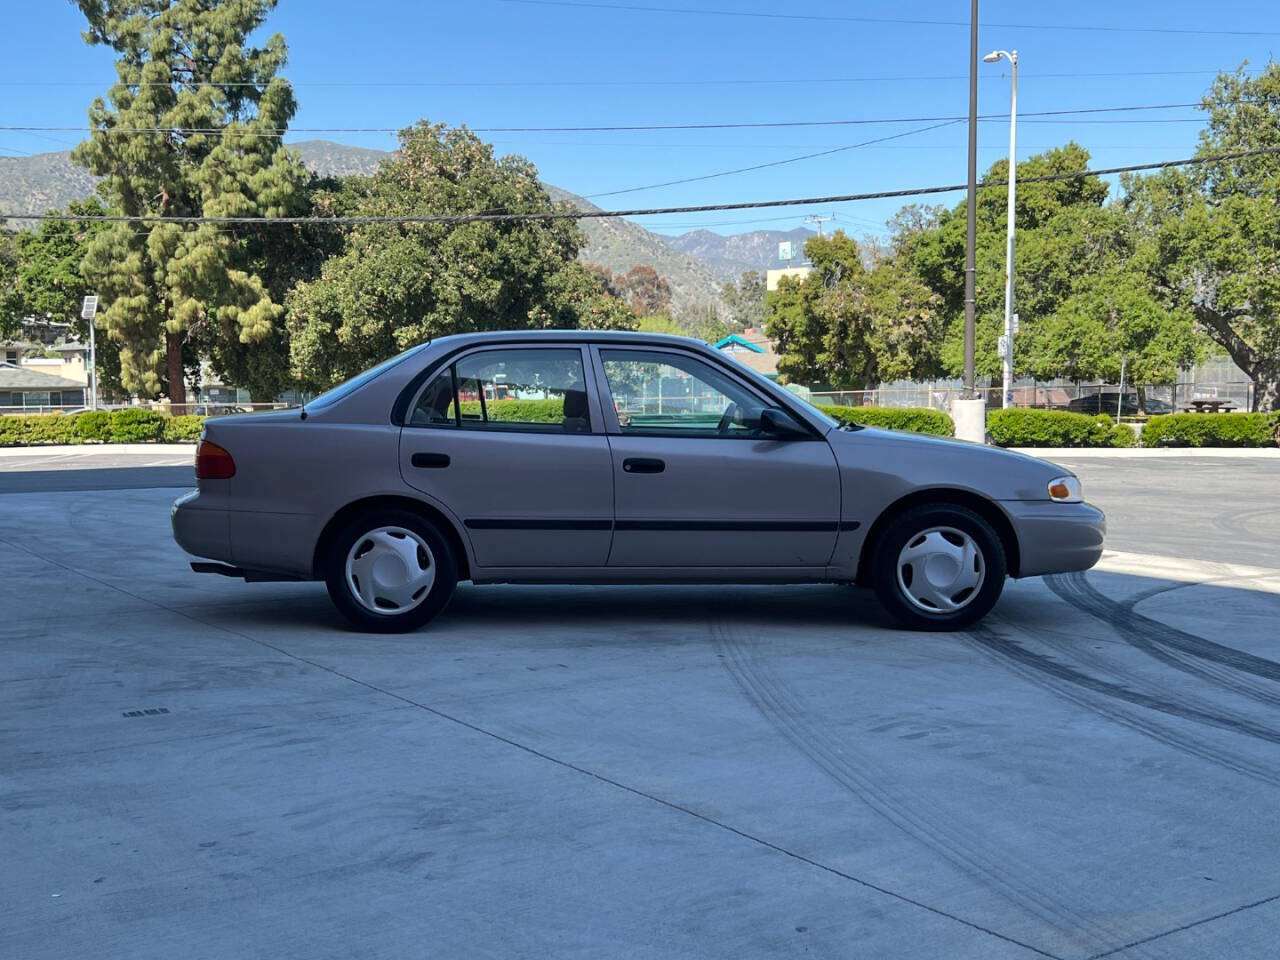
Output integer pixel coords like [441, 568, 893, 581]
[458, 398, 565, 423]
[1141, 412, 1280, 448]
[817, 404, 955, 437]
[0, 416, 24, 446]
[1108, 423, 1137, 447]
[163, 414, 206, 442]
[20, 413, 80, 445]
[986, 408, 1119, 447]
[1, 410, 208, 446]
[75, 410, 113, 442]
[107, 408, 167, 443]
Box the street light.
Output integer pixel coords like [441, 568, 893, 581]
[985, 48, 1018, 409]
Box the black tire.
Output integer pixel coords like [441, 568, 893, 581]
[324, 508, 458, 633]
[869, 504, 1007, 631]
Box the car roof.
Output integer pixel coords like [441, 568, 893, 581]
[426, 329, 711, 350]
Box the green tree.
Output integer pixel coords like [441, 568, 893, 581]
[614, 264, 672, 315]
[764, 231, 944, 389]
[0, 230, 21, 340]
[71, 0, 310, 405]
[13, 197, 125, 394]
[720, 270, 766, 330]
[287, 121, 635, 387]
[900, 144, 1112, 381]
[1122, 63, 1280, 411]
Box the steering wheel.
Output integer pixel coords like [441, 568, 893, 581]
[716, 402, 740, 435]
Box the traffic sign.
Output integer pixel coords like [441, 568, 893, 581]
[81, 295, 98, 320]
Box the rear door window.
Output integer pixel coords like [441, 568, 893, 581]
[406, 348, 592, 433]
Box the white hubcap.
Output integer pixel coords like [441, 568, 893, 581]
[896, 526, 985, 613]
[345, 526, 436, 615]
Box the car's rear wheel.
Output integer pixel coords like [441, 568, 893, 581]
[869, 504, 1006, 631]
[324, 508, 457, 633]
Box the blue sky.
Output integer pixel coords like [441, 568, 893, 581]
[5, 1, 1277, 236]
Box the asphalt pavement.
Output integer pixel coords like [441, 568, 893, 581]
[2, 450, 1279, 960]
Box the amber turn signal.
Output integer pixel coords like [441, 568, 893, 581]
[1047, 476, 1082, 503]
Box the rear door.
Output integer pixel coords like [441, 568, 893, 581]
[399, 345, 614, 568]
[592, 346, 841, 568]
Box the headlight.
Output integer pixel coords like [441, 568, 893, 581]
[1048, 476, 1082, 503]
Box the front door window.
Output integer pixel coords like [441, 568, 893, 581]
[599, 349, 765, 436]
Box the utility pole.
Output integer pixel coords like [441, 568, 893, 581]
[953, 0, 988, 442]
[803, 213, 836, 237]
[985, 49, 1018, 409]
[963, 0, 979, 397]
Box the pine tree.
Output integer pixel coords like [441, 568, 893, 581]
[71, 0, 309, 405]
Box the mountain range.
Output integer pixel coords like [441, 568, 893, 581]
[0, 140, 813, 315]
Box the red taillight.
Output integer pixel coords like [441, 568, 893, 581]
[195, 440, 236, 480]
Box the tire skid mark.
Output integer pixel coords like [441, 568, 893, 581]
[1050, 571, 1280, 707]
[964, 625, 1280, 787]
[1040, 584, 1280, 715]
[1211, 506, 1280, 542]
[712, 619, 1142, 957]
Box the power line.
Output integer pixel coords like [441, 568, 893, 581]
[4, 97, 1272, 137]
[496, 0, 1280, 36]
[0, 67, 1262, 89]
[6, 145, 1279, 226]
[583, 119, 963, 198]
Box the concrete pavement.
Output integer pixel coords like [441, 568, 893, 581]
[2, 457, 1280, 959]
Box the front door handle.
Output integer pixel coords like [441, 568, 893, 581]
[622, 457, 665, 474]
[411, 452, 451, 469]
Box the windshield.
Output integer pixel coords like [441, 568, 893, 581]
[303, 343, 430, 413]
[719, 351, 839, 429]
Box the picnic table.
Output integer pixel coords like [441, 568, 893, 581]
[1183, 398, 1237, 413]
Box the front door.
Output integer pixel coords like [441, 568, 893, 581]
[399, 345, 614, 568]
[593, 346, 841, 568]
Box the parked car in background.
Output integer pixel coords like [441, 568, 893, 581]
[1067, 392, 1172, 416]
[172, 332, 1104, 633]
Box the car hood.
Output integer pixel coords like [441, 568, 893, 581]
[825, 426, 1072, 502]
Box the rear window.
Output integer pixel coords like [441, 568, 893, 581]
[304, 343, 429, 413]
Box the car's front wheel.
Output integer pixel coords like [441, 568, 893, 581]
[869, 504, 1007, 631]
[324, 508, 458, 633]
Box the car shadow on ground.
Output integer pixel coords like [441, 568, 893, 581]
[189, 581, 903, 635]
[189, 571, 1280, 659]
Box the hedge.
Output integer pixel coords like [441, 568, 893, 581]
[986, 408, 1136, 448]
[457, 398, 564, 422]
[1140, 412, 1280, 448]
[163, 414, 207, 443]
[0, 410, 207, 447]
[459, 398, 965, 437]
[816, 404, 955, 437]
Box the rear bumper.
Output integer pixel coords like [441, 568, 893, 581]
[1001, 500, 1106, 578]
[171, 490, 232, 563]
[172, 491, 317, 578]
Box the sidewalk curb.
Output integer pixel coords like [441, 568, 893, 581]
[0, 443, 195, 458]
[1007, 446, 1280, 458]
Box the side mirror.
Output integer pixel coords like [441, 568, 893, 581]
[760, 406, 808, 439]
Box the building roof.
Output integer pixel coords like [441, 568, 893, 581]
[52, 341, 87, 353]
[713, 333, 765, 354]
[0, 362, 85, 390]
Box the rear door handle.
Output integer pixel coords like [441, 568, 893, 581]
[411, 452, 451, 469]
[622, 457, 665, 474]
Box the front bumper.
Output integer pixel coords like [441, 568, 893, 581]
[1001, 500, 1106, 578]
[171, 490, 232, 562]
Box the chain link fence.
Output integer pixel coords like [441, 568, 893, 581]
[810, 380, 1255, 415]
[0, 401, 295, 417]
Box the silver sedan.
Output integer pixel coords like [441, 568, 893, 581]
[172, 331, 1104, 632]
